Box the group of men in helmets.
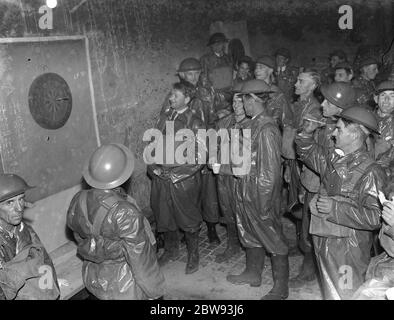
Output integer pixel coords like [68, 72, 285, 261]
[1, 31, 394, 301]
[144, 32, 394, 300]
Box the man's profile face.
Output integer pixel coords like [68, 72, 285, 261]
[242, 94, 258, 117]
[0, 194, 25, 227]
[332, 119, 354, 150]
[377, 90, 394, 114]
[180, 70, 201, 86]
[232, 94, 245, 116]
[294, 73, 315, 96]
[335, 68, 352, 83]
[321, 99, 342, 117]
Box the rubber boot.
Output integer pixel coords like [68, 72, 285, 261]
[158, 231, 179, 266]
[261, 254, 289, 300]
[206, 222, 221, 245]
[185, 231, 199, 274]
[289, 251, 316, 288]
[226, 247, 265, 287]
[215, 223, 241, 263]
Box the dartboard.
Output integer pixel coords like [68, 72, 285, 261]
[28, 73, 72, 130]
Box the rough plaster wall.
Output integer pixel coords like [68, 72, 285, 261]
[0, 0, 393, 217]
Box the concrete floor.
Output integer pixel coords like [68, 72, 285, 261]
[160, 215, 323, 300]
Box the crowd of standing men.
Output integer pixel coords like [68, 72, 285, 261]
[2, 32, 394, 301]
[148, 32, 394, 300]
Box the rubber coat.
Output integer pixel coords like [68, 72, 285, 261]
[352, 76, 376, 109]
[274, 65, 299, 103]
[375, 114, 394, 171]
[215, 112, 240, 224]
[295, 134, 386, 300]
[0, 222, 59, 300]
[67, 189, 165, 300]
[231, 113, 288, 254]
[285, 95, 322, 210]
[148, 105, 205, 233]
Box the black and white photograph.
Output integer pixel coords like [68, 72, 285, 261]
[0, 0, 394, 306]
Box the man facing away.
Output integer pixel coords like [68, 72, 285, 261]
[67, 143, 165, 299]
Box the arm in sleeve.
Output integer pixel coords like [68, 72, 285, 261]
[295, 132, 329, 176]
[255, 125, 282, 210]
[116, 204, 165, 299]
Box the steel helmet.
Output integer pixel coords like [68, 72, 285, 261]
[338, 106, 378, 133]
[334, 61, 353, 72]
[321, 82, 356, 109]
[177, 58, 202, 73]
[240, 79, 273, 94]
[232, 81, 245, 93]
[274, 48, 291, 60]
[0, 174, 34, 202]
[83, 143, 135, 190]
[375, 81, 394, 94]
[255, 55, 276, 69]
[207, 32, 228, 46]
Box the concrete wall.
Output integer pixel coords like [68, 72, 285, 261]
[23, 185, 81, 252]
[0, 0, 393, 250]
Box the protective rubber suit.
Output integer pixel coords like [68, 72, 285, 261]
[352, 180, 394, 300]
[149, 103, 205, 233]
[295, 134, 386, 299]
[0, 222, 59, 300]
[283, 95, 321, 210]
[67, 188, 165, 300]
[352, 76, 376, 109]
[267, 84, 294, 131]
[375, 114, 394, 171]
[274, 65, 299, 104]
[230, 113, 287, 254]
[159, 81, 220, 232]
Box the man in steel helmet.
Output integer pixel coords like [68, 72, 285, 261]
[352, 57, 380, 109]
[220, 79, 289, 300]
[321, 50, 348, 85]
[290, 81, 357, 289]
[0, 174, 59, 300]
[319, 81, 356, 147]
[254, 55, 293, 130]
[274, 48, 299, 103]
[160, 57, 213, 126]
[67, 143, 165, 300]
[200, 33, 235, 117]
[212, 82, 247, 264]
[161, 58, 222, 246]
[200, 32, 233, 88]
[334, 62, 354, 84]
[373, 81, 394, 171]
[295, 106, 386, 299]
[148, 82, 206, 275]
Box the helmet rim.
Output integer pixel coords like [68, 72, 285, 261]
[82, 144, 135, 190]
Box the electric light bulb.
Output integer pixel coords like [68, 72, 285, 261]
[46, 0, 57, 9]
